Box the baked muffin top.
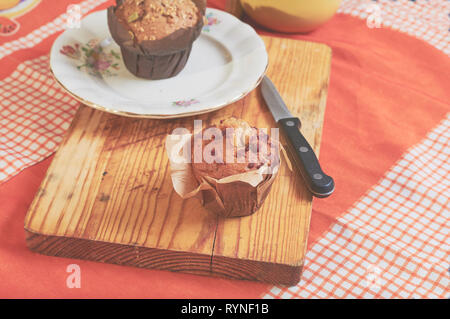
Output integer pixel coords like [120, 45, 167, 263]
[192, 118, 277, 180]
[115, 0, 199, 42]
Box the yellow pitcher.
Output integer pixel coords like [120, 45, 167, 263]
[0, 0, 21, 11]
[239, 0, 341, 33]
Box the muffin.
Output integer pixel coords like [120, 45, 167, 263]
[190, 118, 280, 217]
[107, 0, 206, 80]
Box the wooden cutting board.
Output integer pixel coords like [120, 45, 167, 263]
[25, 36, 331, 286]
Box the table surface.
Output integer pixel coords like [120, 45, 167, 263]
[0, 0, 449, 298]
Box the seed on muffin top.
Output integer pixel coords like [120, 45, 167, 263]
[115, 0, 199, 42]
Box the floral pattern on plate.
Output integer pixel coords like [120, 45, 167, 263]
[173, 99, 200, 107]
[60, 39, 121, 77]
[203, 12, 220, 32]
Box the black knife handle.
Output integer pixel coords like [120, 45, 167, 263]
[279, 117, 335, 198]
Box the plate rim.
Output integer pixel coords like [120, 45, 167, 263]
[50, 8, 268, 119]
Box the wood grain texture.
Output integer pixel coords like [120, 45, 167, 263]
[24, 36, 331, 286]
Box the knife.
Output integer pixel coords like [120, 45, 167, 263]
[261, 76, 335, 198]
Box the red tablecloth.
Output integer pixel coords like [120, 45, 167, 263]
[0, 0, 449, 298]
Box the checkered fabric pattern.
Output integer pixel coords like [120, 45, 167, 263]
[264, 115, 450, 299]
[0, 55, 78, 182]
[0, 0, 110, 183]
[0, 0, 109, 59]
[338, 0, 450, 55]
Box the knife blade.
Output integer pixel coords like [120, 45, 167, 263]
[261, 76, 335, 198]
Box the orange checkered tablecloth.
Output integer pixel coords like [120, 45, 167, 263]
[265, 116, 450, 298]
[0, 55, 78, 181]
[0, 0, 449, 298]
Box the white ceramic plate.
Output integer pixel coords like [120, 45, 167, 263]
[50, 8, 268, 118]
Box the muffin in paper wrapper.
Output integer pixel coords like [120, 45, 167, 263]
[165, 133, 281, 218]
[107, 0, 206, 80]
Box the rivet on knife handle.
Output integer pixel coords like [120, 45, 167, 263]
[279, 117, 335, 198]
